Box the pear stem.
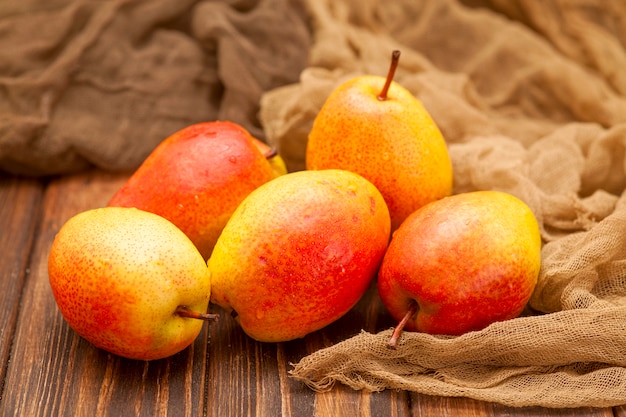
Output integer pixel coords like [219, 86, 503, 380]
[263, 147, 278, 160]
[175, 305, 218, 321]
[387, 300, 418, 350]
[378, 50, 401, 101]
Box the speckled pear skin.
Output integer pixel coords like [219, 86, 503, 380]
[306, 75, 453, 231]
[108, 121, 275, 259]
[378, 191, 542, 336]
[48, 207, 211, 361]
[208, 169, 391, 342]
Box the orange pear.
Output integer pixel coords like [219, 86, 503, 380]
[306, 50, 453, 230]
[108, 121, 281, 259]
[208, 169, 391, 342]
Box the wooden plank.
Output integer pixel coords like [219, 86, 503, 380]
[206, 305, 287, 416]
[0, 174, 44, 385]
[205, 278, 412, 416]
[410, 392, 615, 416]
[0, 171, 211, 417]
[307, 283, 412, 417]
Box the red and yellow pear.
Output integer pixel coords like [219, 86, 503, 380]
[208, 169, 391, 342]
[377, 191, 542, 348]
[48, 207, 215, 361]
[108, 121, 282, 259]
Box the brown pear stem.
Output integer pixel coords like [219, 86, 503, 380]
[387, 300, 418, 350]
[175, 305, 218, 321]
[263, 147, 278, 160]
[378, 50, 401, 101]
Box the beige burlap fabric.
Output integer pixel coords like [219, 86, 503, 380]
[0, 0, 310, 175]
[259, 0, 626, 408]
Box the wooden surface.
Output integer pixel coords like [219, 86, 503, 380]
[0, 169, 622, 416]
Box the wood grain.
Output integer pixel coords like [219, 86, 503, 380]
[205, 278, 411, 417]
[0, 174, 43, 385]
[410, 393, 615, 417]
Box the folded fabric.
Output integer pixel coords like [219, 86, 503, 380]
[0, 0, 310, 175]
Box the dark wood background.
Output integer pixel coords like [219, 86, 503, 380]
[0, 170, 621, 416]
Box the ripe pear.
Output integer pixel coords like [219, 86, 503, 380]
[208, 169, 391, 342]
[48, 207, 215, 361]
[377, 191, 542, 347]
[108, 121, 282, 259]
[306, 51, 453, 231]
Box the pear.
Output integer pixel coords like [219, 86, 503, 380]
[306, 50, 453, 230]
[108, 121, 281, 259]
[48, 207, 215, 361]
[208, 169, 391, 342]
[377, 191, 542, 348]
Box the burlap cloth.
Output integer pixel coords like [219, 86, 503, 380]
[5, 0, 626, 409]
[0, 0, 310, 175]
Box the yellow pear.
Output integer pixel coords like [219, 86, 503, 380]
[306, 50, 453, 230]
[48, 207, 214, 360]
[208, 169, 391, 342]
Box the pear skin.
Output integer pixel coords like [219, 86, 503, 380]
[48, 207, 213, 361]
[306, 51, 453, 231]
[208, 169, 391, 342]
[378, 191, 541, 343]
[108, 121, 276, 259]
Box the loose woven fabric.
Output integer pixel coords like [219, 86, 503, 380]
[259, 0, 626, 408]
[0, 0, 310, 175]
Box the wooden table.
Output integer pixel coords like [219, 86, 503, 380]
[0, 169, 621, 416]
